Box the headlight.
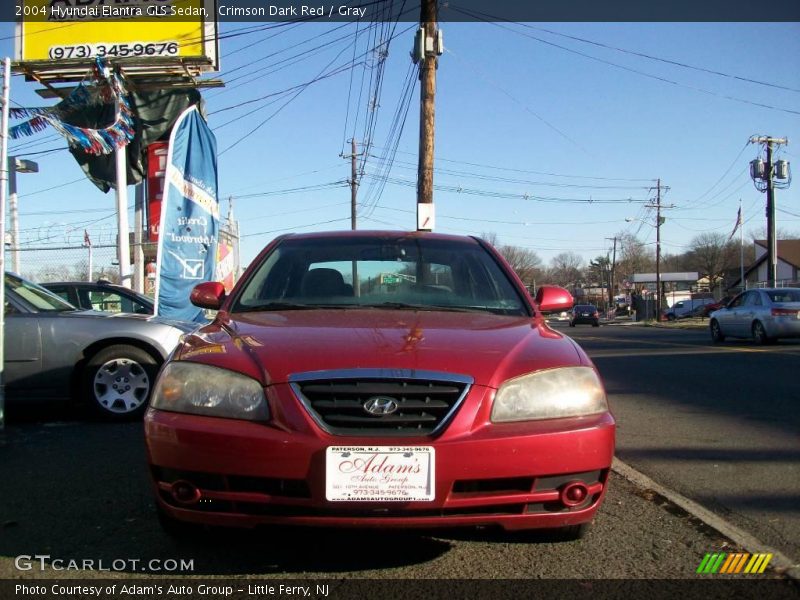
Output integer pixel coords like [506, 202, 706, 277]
[491, 366, 607, 423]
[151, 362, 268, 421]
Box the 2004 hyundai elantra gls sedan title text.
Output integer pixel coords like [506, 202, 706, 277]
[145, 231, 615, 537]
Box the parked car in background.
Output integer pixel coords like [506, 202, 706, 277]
[43, 280, 154, 314]
[663, 297, 716, 321]
[145, 231, 615, 538]
[709, 288, 800, 344]
[700, 295, 734, 317]
[569, 304, 600, 327]
[4, 272, 195, 419]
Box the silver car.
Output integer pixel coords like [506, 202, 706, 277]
[709, 288, 800, 344]
[4, 272, 196, 419]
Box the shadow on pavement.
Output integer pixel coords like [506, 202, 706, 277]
[0, 416, 569, 576]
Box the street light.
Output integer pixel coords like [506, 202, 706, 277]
[8, 156, 39, 274]
[626, 215, 666, 319]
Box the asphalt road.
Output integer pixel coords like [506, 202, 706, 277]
[0, 322, 797, 585]
[0, 420, 769, 580]
[560, 321, 800, 563]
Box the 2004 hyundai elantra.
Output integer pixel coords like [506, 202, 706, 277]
[144, 231, 615, 537]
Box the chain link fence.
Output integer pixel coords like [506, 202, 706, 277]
[13, 217, 240, 291]
[15, 244, 122, 284]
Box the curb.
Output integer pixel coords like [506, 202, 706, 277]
[612, 457, 799, 580]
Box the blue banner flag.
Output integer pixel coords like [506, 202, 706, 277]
[154, 106, 219, 322]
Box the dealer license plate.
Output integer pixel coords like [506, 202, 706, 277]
[325, 446, 435, 502]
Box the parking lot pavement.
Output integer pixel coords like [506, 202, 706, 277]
[0, 419, 792, 581]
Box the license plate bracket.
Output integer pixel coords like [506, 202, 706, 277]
[325, 446, 435, 502]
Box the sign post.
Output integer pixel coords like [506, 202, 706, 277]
[0, 58, 10, 431]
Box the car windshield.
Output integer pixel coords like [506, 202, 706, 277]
[231, 235, 529, 316]
[6, 274, 77, 312]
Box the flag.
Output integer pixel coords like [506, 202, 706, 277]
[154, 105, 219, 322]
[728, 206, 742, 241]
[83, 230, 91, 247]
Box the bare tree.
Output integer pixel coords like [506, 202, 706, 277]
[500, 245, 543, 288]
[549, 252, 584, 288]
[481, 232, 543, 288]
[36, 264, 73, 283]
[747, 226, 800, 242]
[685, 232, 738, 292]
[616, 232, 654, 284]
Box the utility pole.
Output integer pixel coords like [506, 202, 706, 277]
[346, 138, 359, 230]
[606, 236, 618, 312]
[765, 141, 777, 287]
[749, 135, 790, 287]
[344, 139, 361, 295]
[0, 58, 10, 431]
[415, 0, 442, 230]
[656, 180, 662, 319]
[648, 179, 673, 320]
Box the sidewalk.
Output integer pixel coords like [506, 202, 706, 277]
[603, 317, 709, 329]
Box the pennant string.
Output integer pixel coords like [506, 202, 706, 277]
[9, 58, 135, 155]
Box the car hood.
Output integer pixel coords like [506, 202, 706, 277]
[177, 309, 588, 388]
[69, 309, 198, 333]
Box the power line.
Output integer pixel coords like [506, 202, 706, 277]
[362, 173, 651, 203]
[367, 144, 654, 181]
[217, 42, 360, 156]
[358, 60, 418, 219]
[371, 203, 630, 225]
[372, 155, 655, 190]
[231, 181, 349, 199]
[18, 177, 86, 199]
[446, 47, 590, 155]
[527, 24, 800, 94]
[450, 5, 800, 117]
[241, 217, 352, 239]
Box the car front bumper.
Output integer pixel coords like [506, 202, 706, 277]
[145, 383, 615, 531]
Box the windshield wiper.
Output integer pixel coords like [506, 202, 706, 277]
[236, 301, 320, 312]
[358, 302, 428, 311]
[358, 302, 486, 313]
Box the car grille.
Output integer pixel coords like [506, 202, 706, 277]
[290, 369, 472, 436]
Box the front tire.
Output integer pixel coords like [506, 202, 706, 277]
[84, 344, 160, 420]
[710, 320, 725, 343]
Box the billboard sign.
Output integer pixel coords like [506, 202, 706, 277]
[15, 0, 218, 69]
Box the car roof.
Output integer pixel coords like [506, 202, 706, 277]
[43, 281, 152, 299]
[46, 281, 131, 290]
[283, 230, 484, 244]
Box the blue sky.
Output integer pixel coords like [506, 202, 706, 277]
[2, 18, 799, 274]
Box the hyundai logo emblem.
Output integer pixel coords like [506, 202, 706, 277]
[363, 396, 399, 415]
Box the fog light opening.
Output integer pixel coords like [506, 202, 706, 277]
[171, 480, 201, 505]
[560, 482, 589, 507]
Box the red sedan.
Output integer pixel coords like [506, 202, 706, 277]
[144, 231, 615, 537]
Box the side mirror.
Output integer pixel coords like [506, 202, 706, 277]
[534, 285, 574, 313]
[190, 282, 227, 310]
